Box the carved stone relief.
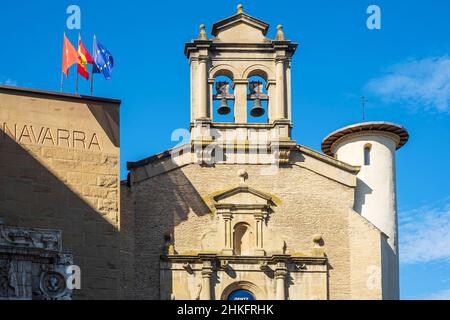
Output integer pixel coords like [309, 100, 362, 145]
[0, 218, 73, 300]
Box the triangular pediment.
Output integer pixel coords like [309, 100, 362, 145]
[211, 13, 269, 43]
[213, 186, 273, 206]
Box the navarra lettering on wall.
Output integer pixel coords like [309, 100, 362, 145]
[1, 122, 101, 150]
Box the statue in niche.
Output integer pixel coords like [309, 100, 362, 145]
[194, 283, 202, 300]
[163, 233, 177, 255]
[0, 263, 10, 297]
[0, 261, 18, 298]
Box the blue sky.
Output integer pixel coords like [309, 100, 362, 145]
[0, 0, 449, 300]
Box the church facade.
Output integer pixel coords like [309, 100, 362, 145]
[0, 6, 409, 300]
[121, 6, 408, 300]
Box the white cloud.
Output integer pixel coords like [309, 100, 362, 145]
[424, 288, 450, 300]
[399, 197, 450, 264]
[0, 76, 18, 87]
[366, 56, 450, 113]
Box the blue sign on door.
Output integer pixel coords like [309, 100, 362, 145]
[228, 290, 256, 300]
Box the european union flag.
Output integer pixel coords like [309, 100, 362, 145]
[93, 37, 114, 80]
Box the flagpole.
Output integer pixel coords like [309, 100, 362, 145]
[76, 33, 80, 94]
[90, 35, 95, 96]
[60, 32, 65, 92]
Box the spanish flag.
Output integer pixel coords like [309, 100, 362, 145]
[77, 35, 94, 80]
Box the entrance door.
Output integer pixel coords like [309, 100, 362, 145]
[227, 289, 256, 301]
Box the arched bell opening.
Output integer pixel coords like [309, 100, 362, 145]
[213, 75, 235, 123]
[246, 75, 268, 123]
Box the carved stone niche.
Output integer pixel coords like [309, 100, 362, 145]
[0, 218, 73, 300]
[212, 186, 275, 256]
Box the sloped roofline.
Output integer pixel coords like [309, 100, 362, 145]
[296, 145, 360, 174]
[213, 185, 273, 203]
[211, 12, 269, 37]
[126, 143, 359, 174]
[126, 144, 187, 170]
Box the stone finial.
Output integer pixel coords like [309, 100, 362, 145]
[237, 4, 244, 14]
[220, 260, 229, 269]
[275, 24, 285, 41]
[164, 232, 176, 255]
[198, 24, 207, 40]
[167, 244, 176, 255]
[237, 169, 248, 183]
[312, 234, 323, 247]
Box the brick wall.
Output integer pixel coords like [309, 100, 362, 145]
[123, 161, 383, 299]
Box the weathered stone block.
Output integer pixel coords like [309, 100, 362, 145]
[75, 150, 102, 162]
[82, 186, 108, 198]
[98, 199, 118, 212]
[43, 147, 75, 160]
[82, 173, 98, 186]
[67, 172, 83, 185]
[97, 175, 118, 188]
[51, 159, 82, 172]
[82, 162, 118, 175]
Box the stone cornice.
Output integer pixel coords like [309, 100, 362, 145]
[192, 122, 293, 130]
[0, 85, 121, 105]
[215, 203, 270, 211]
[161, 253, 327, 266]
[126, 142, 360, 188]
[184, 40, 213, 58]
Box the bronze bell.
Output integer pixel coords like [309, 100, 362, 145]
[250, 97, 265, 117]
[217, 97, 231, 115]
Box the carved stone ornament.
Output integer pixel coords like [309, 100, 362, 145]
[0, 217, 73, 300]
[274, 148, 291, 165]
[40, 271, 67, 299]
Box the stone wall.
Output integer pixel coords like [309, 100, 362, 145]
[348, 210, 383, 299]
[0, 88, 120, 299]
[119, 181, 136, 299]
[123, 158, 383, 300]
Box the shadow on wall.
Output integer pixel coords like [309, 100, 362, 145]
[87, 103, 120, 148]
[0, 130, 119, 300]
[122, 163, 211, 299]
[354, 178, 373, 214]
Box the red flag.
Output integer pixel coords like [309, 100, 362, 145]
[77, 37, 94, 80]
[61, 34, 78, 78]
